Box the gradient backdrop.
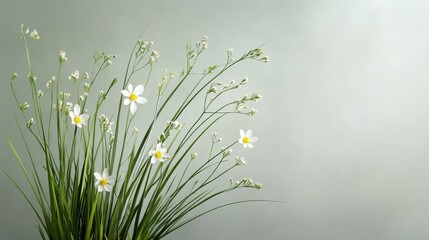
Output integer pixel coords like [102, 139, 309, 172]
[2, 1, 429, 239]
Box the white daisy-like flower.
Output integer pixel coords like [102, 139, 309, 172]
[148, 142, 168, 164]
[69, 104, 89, 128]
[94, 168, 115, 192]
[238, 129, 258, 148]
[121, 84, 147, 114]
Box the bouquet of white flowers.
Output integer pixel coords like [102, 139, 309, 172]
[6, 24, 269, 240]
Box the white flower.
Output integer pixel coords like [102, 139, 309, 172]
[83, 72, 89, 80]
[29, 29, 40, 40]
[121, 84, 147, 114]
[238, 129, 258, 148]
[11, 72, 17, 81]
[69, 104, 89, 128]
[69, 70, 79, 81]
[94, 168, 115, 192]
[148, 142, 168, 164]
[59, 50, 67, 63]
[20, 102, 30, 111]
[235, 156, 246, 165]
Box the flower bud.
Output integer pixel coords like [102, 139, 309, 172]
[26, 118, 34, 128]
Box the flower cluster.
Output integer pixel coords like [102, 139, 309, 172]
[9, 27, 268, 240]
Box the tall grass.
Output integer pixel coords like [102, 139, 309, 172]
[6, 25, 269, 240]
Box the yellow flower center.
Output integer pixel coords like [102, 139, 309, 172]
[74, 116, 82, 124]
[155, 150, 163, 159]
[100, 178, 108, 187]
[242, 136, 250, 144]
[130, 93, 138, 101]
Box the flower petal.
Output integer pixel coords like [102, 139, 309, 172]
[250, 137, 258, 142]
[69, 111, 75, 120]
[240, 129, 245, 137]
[121, 90, 130, 97]
[124, 98, 131, 105]
[134, 85, 144, 95]
[151, 156, 157, 164]
[102, 168, 109, 179]
[156, 142, 163, 150]
[94, 172, 102, 180]
[98, 185, 104, 192]
[127, 84, 133, 93]
[247, 143, 253, 148]
[74, 104, 81, 116]
[246, 129, 252, 137]
[80, 114, 89, 122]
[107, 176, 115, 182]
[130, 102, 137, 114]
[148, 150, 155, 156]
[136, 97, 147, 104]
[104, 185, 112, 192]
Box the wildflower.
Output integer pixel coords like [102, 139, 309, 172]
[254, 182, 264, 189]
[133, 127, 139, 134]
[59, 50, 67, 63]
[26, 118, 34, 128]
[46, 76, 56, 89]
[83, 72, 89, 80]
[69, 104, 89, 128]
[121, 84, 147, 114]
[68, 70, 79, 81]
[20, 102, 29, 111]
[248, 108, 257, 116]
[250, 93, 262, 101]
[148, 142, 168, 164]
[191, 152, 198, 160]
[94, 168, 115, 192]
[83, 83, 90, 92]
[37, 90, 43, 98]
[239, 129, 258, 148]
[201, 36, 208, 49]
[29, 30, 40, 40]
[261, 56, 269, 63]
[167, 120, 182, 130]
[59, 92, 71, 100]
[222, 148, 232, 157]
[235, 156, 246, 166]
[11, 72, 17, 81]
[227, 48, 233, 57]
[46, 80, 53, 89]
[99, 114, 114, 134]
[149, 50, 159, 64]
[28, 74, 36, 83]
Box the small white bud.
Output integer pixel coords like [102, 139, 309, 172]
[68, 70, 79, 81]
[83, 72, 89, 80]
[26, 118, 34, 128]
[11, 72, 17, 81]
[20, 102, 30, 111]
[29, 30, 40, 40]
[59, 50, 67, 63]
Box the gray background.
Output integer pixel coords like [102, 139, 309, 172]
[2, 0, 429, 239]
